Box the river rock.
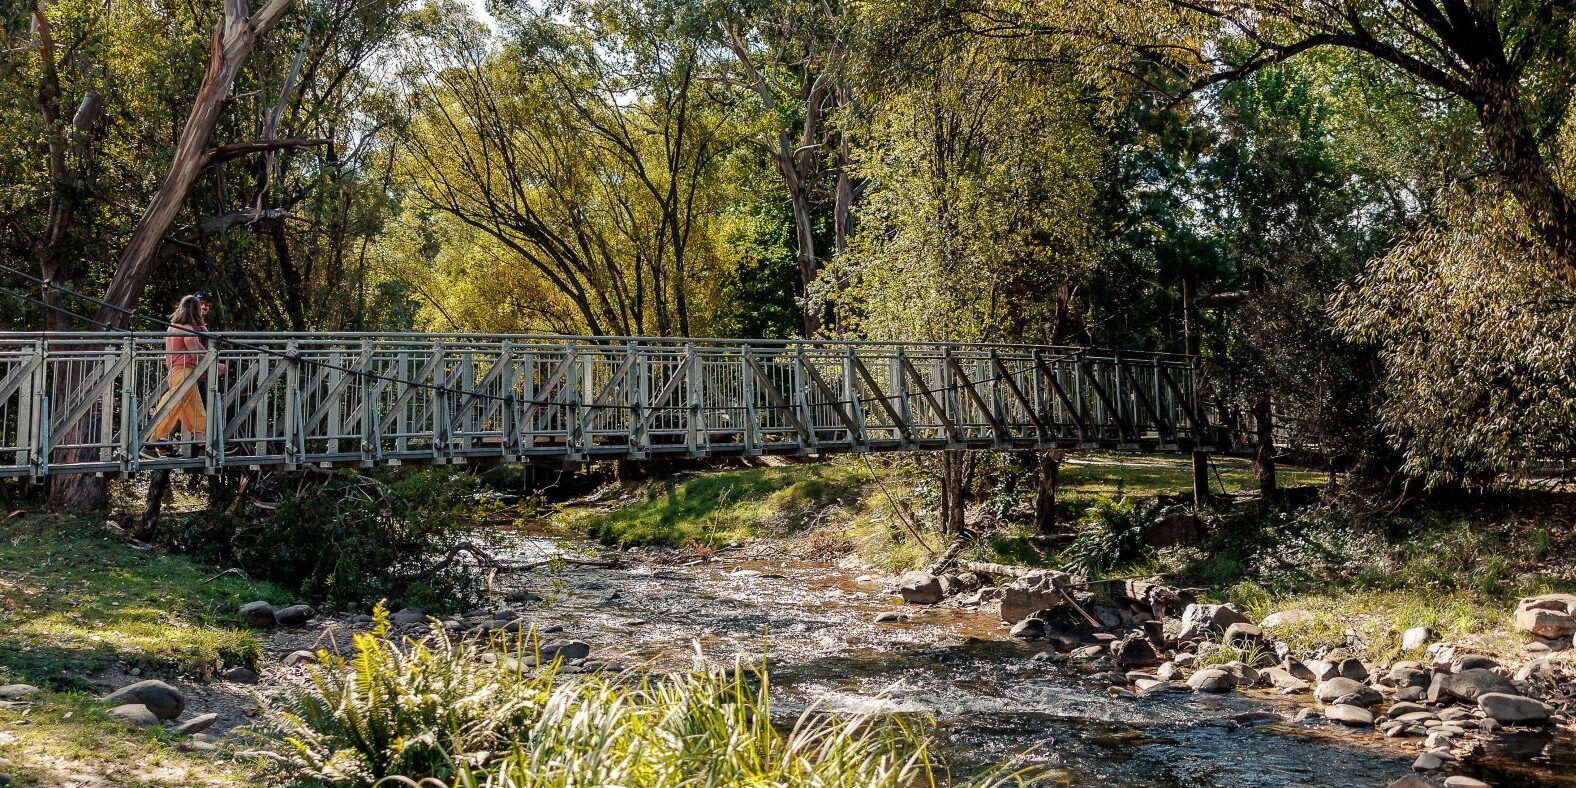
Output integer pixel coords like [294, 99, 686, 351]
[1265, 667, 1310, 691]
[873, 611, 907, 624]
[1069, 645, 1105, 660]
[1259, 609, 1313, 629]
[1388, 662, 1430, 688]
[107, 704, 159, 727]
[1388, 778, 1437, 788]
[1316, 677, 1379, 707]
[1323, 704, 1374, 726]
[1010, 618, 1046, 640]
[898, 572, 945, 605]
[283, 650, 318, 666]
[239, 601, 275, 628]
[1451, 654, 1498, 672]
[998, 569, 1080, 622]
[1281, 658, 1316, 681]
[1178, 604, 1250, 642]
[1337, 657, 1369, 682]
[1188, 668, 1235, 692]
[1401, 626, 1433, 651]
[1515, 594, 1576, 638]
[1305, 659, 1340, 682]
[539, 639, 591, 662]
[1139, 681, 1193, 696]
[1444, 776, 1490, 787]
[1395, 686, 1427, 702]
[1221, 661, 1260, 687]
[1431, 669, 1517, 703]
[1112, 633, 1161, 668]
[273, 604, 315, 627]
[172, 713, 218, 736]
[104, 680, 184, 720]
[1223, 622, 1265, 649]
[1388, 702, 1432, 717]
[1155, 661, 1178, 681]
[1477, 692, 1551, 723]
[1413, 752, 1443, 771]
[222, 667, 259, 684]
[0, 685, 38, 701]
[391, 608, 428, 626]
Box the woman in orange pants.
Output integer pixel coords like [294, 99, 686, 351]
[144, 294, 223, 458]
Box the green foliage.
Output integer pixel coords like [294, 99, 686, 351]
[170, 469, 493, 611]
[1058, 496, 1162, 577]
[255, 614, 950, 787]
[0, 513, 284, 683]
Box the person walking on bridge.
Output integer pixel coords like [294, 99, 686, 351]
[142, 293, 224, 458]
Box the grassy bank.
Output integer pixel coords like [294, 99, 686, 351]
[0, 512, 286, 786]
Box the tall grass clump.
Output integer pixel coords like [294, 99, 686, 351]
[253, 609, 951, 787]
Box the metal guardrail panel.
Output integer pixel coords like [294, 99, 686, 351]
[0, 332, 1207, 477]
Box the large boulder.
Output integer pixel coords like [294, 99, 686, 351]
[104, 680, 184, 720]
[239, 601, 275, 628]
[1178, 604, 1251, 642]
[538, 639, 591, 663]
[1477, 692, 1551, 724]
[998, 569, 1080, 623]
[1430, 669, 1517, 704]
[897, 572, 945, 605]
[1223, 622, 1265, 650]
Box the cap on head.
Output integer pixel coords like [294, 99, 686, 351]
[193, 291, 213, 303]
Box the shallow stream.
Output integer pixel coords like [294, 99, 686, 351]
[485, 530, 1574, 787]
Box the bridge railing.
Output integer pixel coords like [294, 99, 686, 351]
[0, 333, 1209, 477]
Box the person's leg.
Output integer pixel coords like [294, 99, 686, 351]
[149, 367, 192, 441]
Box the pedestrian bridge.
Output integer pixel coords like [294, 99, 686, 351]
[0, 332, 1212, 477]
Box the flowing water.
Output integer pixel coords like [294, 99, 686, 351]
[485, 530, 1575, 787]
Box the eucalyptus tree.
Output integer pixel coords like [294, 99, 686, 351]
[394, 0, 741, 337]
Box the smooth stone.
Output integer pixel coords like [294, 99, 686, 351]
[104, 680, 184, 720]
[1281, 658, 1317, 681]
[897, 572, 944, 605]
[1431, 669, 1517, 703]
[1070, 645, 1105, 660]
[107, 703, 159, 726]
[1106, 686, 1135, 699]
[1293, 707, 1320, 722]
[1477, 692, 1551, 723]
[0, 685, 39, 701]
[1178, 604, 1251, 642]
[1389, 778, 1436, 788]
[1188, 668, 1235, 692]
[1306, 659, 1340, 682]
[1401, 626, 1433, 651]
[1388, 702, 1432, 717]
[1452, 654, 1499, 672]
[1337, 657, 1369, 682]
[1412, 753, 1443, 771]
[1155, 661, 1179, 681]
[1424, 731, 1455, 749]
[1265, 667, 1310, 691]
[273, 604, 315, 627]
[239, 601, 275, 628]
[1444, 778, 1489, 788]
[390, 608, 428, 626]
[1396, 711, 1439, 724]
[172, 713, 218, 736]
[1395, 686, 1427, 702]
[873, 611, 906, 623]
[1009, 618, 1046, 640]
[222, 667, 259, 684]
[1223, 622, 1265, 648]
[1316, 677, 1380, 707]
[1259, 609, 1314, 629]
[283, 650, 318, 666]
[538, 640, 592, 662]
[1138, 681, 1193, 696]
[1323, 704, 1374, 726]
[1514, 606, 1576, 638]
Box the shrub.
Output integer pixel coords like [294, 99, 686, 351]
[169, 469, 494, 610]
[1058, 496, 1162, 576]
[252, 611, 958, 787]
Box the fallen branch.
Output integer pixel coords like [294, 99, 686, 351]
[203, 567, 252, 584]
[954, 560, 1037, 579]
[205, 136, 329, 167]
[495, 556, 623, 572]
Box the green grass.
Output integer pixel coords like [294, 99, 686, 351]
[562, 462, 873, 547]
[0, 512, 290, 685]
[0, 511, 293, 786]
[1055, 452, 1327, 498]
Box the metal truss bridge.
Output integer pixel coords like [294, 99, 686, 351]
[0, 333, 1212, 478]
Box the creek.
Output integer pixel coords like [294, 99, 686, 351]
[485, 530, 1574, 787]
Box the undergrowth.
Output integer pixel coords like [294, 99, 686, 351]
[253, 608, 985, 787]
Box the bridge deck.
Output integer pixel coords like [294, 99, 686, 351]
[0, 333, 1210, 477]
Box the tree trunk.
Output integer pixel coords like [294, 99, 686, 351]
[1472, 69, 1576, 276]
[1253, 392, 1276, 503]
[1033, 450, 1061, 536]
[93, 0, 294, 328]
